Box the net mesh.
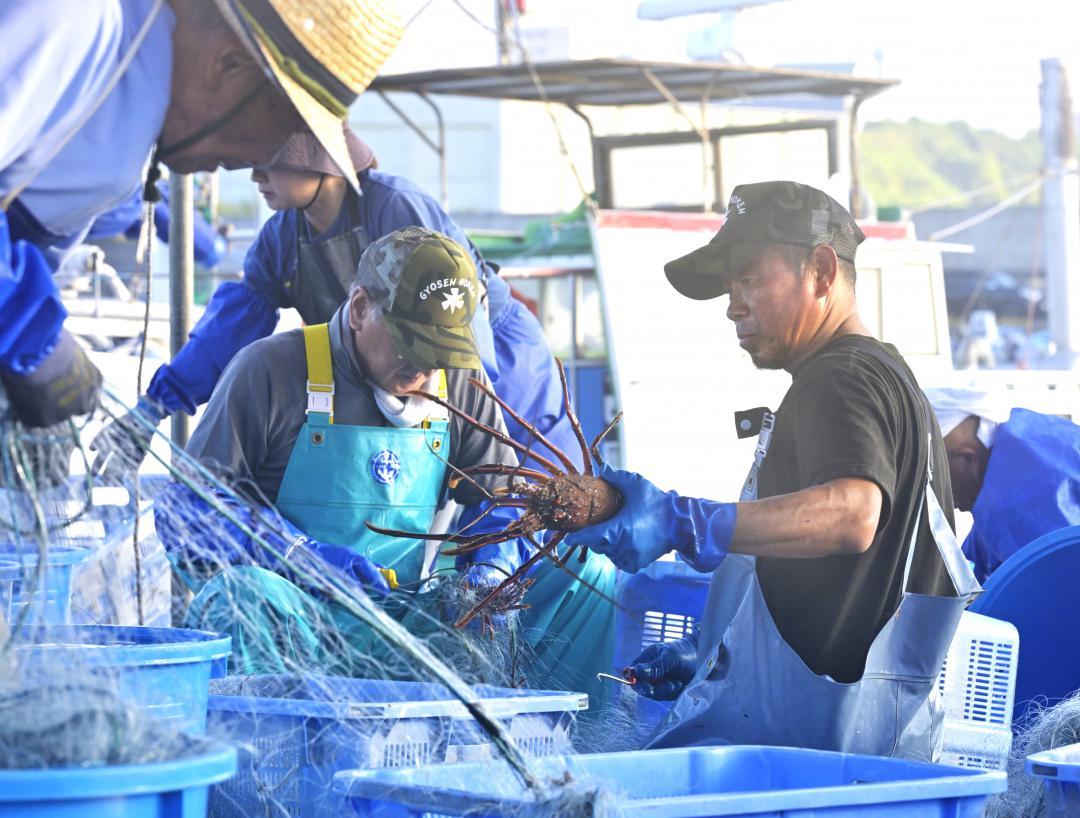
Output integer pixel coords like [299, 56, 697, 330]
[0, 383, 636, 817]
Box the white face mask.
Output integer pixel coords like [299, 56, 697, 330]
[370, 373, 444, 428]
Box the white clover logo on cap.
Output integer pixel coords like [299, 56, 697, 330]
[442, 288, 465, 314]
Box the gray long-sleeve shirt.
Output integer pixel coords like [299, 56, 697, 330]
[186, 304, 518, 505]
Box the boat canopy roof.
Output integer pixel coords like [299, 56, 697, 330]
[369, 57, 897, 107]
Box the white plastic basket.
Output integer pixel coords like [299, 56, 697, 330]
[937, 611, 1020, 770]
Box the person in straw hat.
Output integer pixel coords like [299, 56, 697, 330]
[0, 0, 402, 430]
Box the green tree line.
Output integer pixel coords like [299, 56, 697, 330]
[860, 118, 1046, 211]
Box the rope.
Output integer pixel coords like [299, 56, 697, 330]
[927, 174, 1047, 242]
[909, 171, 1043, 215]
[129, 194, 157, 627]
[421, 0, 594, 209]
[642, 67, 713, 212]
[508, 13, 593, 208]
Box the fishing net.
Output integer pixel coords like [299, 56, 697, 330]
[0, 382, 642, 817]
[0, 682, 218, 769]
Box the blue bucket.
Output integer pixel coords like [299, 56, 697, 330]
[335, 745, 1007, 818]
[17, 626, 231, 734]
[0, 741, 236, 818]
[0, 548, 94, 625]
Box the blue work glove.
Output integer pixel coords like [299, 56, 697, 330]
[294, 538, 393, 597]
[155, 481, 392, 596]
[568, 463, 737, 573]
[89, 395, 166, 478]
[2, 329, 102, 428]
[628, 632, 699, 701]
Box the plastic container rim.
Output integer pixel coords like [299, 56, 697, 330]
[333, 746, 1007, 816]
[0, 548, 96, 572]
[208, 676, 587, 721]
[15, 625, 232, 667]
[0, 744, 237, 801]
[1026, 741, 1080, 782]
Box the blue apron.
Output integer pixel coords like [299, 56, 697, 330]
[185, 323, 451, 673]
[649, 353, 980, 759]
[274, 323, 451, 588]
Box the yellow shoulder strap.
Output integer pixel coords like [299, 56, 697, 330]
[302, 323, 335, 423]
[422, 371, 449, 429]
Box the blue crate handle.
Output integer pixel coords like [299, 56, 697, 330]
[1028, 743, 1080, 782]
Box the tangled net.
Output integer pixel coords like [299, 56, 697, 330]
[0, 380, 644, 818]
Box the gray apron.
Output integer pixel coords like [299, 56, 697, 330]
[286, 200, 370, 325]
[648, 372, 981, 760]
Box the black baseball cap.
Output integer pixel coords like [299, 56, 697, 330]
[665, 181, 865, 300]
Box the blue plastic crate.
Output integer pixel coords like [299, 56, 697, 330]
[206, 674, 587, 818]
[1026, 741, 1080, 818]
[0, 548, 93, 625]
[335, 745, 1007, 818]
[0, 740, 236, 818]
[16, 625, 231, 734]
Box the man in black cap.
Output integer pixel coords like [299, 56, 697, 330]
[571, 181, 978, 759]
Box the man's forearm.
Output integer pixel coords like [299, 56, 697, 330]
[730, 478, 883, 558]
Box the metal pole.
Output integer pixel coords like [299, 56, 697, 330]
[1041, 58, 1080, 367]
[848, 95, 863, 219]
[569, 270, 579, 417]
[495, 0, 511, 64]
[169, 173, 195, 448]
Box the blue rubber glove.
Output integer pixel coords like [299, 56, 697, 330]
[628, 632, 699, 700]
[294, 538, 392, 597]
[453, 498, 531, 578]
[155, 482, 391, 596]
[90, 395, 166, 478]
[568, 463, 737, 573]
[0, 211, 68, 378]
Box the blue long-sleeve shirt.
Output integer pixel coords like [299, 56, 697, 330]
[963, 408, 1080, 581]
[152, 169, 581, 580]
[147, 170, 498, 413]
[0, 0, 173, 373]
[87, 182, 226, 269]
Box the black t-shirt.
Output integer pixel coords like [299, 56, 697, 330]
[755, 335, 956, 684]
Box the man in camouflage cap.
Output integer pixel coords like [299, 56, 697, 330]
[570, 181, 972, 760]
[357, 226, 483, 376]
[171, 227, 531, 671]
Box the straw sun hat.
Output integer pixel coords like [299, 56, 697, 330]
[212, 0, 403, 189]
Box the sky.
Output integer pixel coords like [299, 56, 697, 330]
[395, 0, 1080, 138]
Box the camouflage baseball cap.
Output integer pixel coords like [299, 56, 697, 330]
[357, 227, 481, 370]
[665, 181, 865, 300]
